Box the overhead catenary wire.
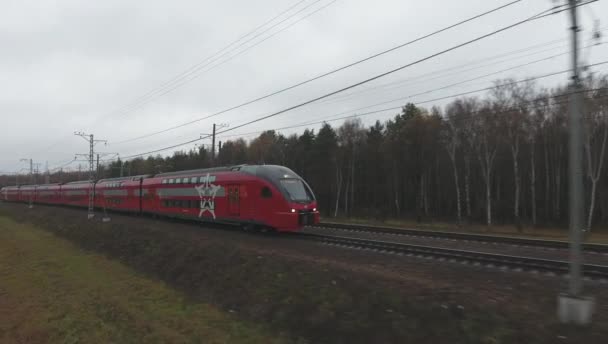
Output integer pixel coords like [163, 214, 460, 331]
[112, 7, 586, 161]
[111, 0, 525, 145]
[121, 86, 608, 163]
[211, 6, 578, 137]
[105, 0, 333, 121]
[115, 0, 310, 111]
[216, 79, 608, 141]
[316, 32, 608, 106]
[28, 0, 322, 157]
[116, 60, 607, 162]
[317, 46, 585, 112]
[307, 60, 608, 123]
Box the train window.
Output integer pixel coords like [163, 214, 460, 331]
[261, 187, 272, 198]
[191, 177, 197, 183]
[162, 179, 167, 184]
[182, 178, 190, 184]
[174, 200, 182, 207]
[183, 200, 190, 208]
[175, 178, 181, 184]
[169, 179, 175, 184]
[192, 200, 199, 209]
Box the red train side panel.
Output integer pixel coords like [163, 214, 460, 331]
[61, 181, 93, 207]
[36, 184, 62, 205]
[1, 186, 20, 202]
[95, 176, 147, 213]
[18, 185, 37, 203]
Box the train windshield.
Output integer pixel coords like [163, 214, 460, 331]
[280, 179, 313, 202]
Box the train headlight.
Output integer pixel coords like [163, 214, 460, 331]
[313, 208, 317, 212]
[291, 208, 296, 213]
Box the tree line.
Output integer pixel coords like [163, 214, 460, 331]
[2, 75, 608, 230]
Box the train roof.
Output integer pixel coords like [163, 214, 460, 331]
[97, 175, 151, 183]
[64, 180, 94, 185]
[35, 183, 62, 189]
[155, 166, 233, 177]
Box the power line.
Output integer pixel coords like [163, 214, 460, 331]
[212, 6, 571, 137]
[319, 47, 577, 111]
[103, 3, 597, 161]
[111, 0, 524, 145]
[30, 0, 320, 156]
[117, 61, 607, 162]
[217, 77, 608, 141]
[104, 0, 333, 121]
[318, 41, 572, 105]
[114, 0, 310, 112]
[113, 8, 576, 160]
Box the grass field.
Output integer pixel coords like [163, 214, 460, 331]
[0, 216, 287, 344]
[328, 217, 608, 244]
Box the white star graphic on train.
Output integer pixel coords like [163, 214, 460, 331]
[195, 173, 221, 219]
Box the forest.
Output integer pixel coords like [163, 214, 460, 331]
[2, 75, 608, 230]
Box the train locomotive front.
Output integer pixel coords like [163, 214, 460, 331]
[237, 165, 319, 231]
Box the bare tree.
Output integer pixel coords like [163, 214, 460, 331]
[443, 101, 469, 225]
[469, 102, 500, 227]
[530, 90, 552, 226]
[583, 77, 608, 232]
[492, 80, 534, 231]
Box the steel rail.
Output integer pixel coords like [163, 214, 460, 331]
[296, 232, 608, 280]
[311, 222, 608, 254]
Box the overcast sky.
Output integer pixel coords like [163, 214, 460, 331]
[1, 0, 607, 173]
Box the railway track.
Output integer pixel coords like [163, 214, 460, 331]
[310, 222, 608, 254]
[296, 232, 608, 281]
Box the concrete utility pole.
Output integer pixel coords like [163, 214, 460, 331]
[211, 123, 216, 163]
[558, 0, 595, 325]
[20, 158, 34, 208]
[204, 123, 228, 166]
[45, 161, 50, 184]
[74, 131, 107, 220]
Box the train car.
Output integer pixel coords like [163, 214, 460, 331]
[35, 183, 63, 205]
[18, 185, 37, 204]
[95, 176, 148, 213]
[61, 181, 93, 207]
[4, 186, 20, 202]
[143, 164, 319, 232]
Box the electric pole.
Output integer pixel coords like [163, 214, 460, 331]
[203, 123, 228, 166]
[211, 123, 216, 163]
[558, 0, 594, 325]
[74, 131, 107, 220]
[20, 158, 34, 208]
[45, 161, 50, 184]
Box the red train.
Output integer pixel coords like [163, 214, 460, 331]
[0, 165, 320, 232]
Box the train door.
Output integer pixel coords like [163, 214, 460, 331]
[227, 184, 240, 216]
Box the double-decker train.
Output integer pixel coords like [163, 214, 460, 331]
[0, 164, 320, 232]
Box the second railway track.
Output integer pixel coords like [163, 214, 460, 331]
[295, 232, 608, 281]
[308, 222, 608, 254]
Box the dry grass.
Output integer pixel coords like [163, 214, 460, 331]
[328, 217, 608, 244]
[0, 216, 288, 344]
